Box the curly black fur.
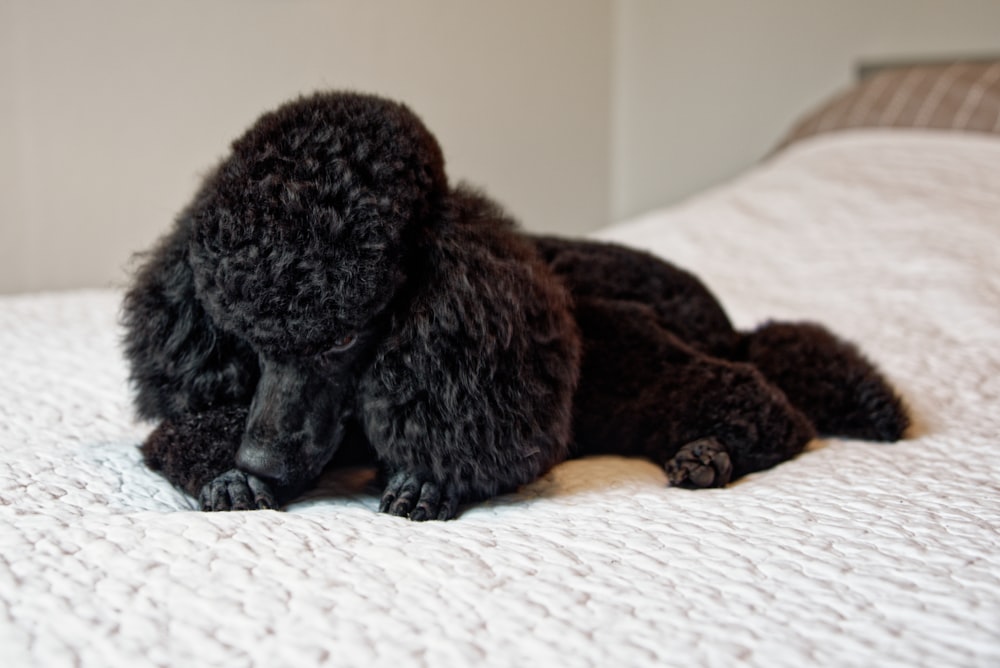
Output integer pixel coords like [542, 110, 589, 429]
[123, 91, 910, 520]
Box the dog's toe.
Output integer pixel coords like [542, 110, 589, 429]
[380, 469, 460, 521]
[199, 469, 276, 511]
[665, 437, 733, 489]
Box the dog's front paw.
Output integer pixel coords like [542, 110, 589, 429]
[665, 437, 733, 488]
[199, 469, 276, 511]
[379, 469, 461, 521]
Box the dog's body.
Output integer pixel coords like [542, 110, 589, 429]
[124, 92, 908, 520]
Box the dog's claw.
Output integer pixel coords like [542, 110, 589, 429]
[665, 437, 733, 488]
[199, 469, 276, 511]
[380, 469, 460, 521]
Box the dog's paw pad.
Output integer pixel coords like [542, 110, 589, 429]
[379, 469, 460, 521]
[665, 437, 733, 489]
[199, 469, 276, 511]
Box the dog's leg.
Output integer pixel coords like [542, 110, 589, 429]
[571, 298, 816, 486]
[124, 217, 272, 510]
[378, 467, 462, 521]
[140, 406, 277, 510]
[736, 321, 909, 441]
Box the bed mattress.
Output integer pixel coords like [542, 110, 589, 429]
[2, 129, 998, 666]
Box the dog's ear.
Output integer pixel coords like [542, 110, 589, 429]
[122, 211, 259, 421]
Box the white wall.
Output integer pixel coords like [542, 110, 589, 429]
[611, 0, 1000, 219]
[0, 0, 612, 294]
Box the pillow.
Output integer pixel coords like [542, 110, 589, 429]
[776, 60, 1000, 150]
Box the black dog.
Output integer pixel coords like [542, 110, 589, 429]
[123, 92, 908, 520]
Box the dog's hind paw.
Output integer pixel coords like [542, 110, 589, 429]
[379, 469, 461, 521]
[665, 437, 733, 489]
[199, 469, 276, 511]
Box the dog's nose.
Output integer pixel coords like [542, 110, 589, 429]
[235, 443, 288, 482]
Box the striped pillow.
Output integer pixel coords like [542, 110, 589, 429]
[776, 61, 1000, 150]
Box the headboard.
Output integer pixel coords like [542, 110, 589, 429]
[775, 57, 1000, 151]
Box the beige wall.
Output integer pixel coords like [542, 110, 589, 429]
[4, 1, 1000, 294]
[611, 0, 1000, 219]
[0, 0, 612, 294]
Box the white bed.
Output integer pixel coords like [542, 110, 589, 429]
[3, 125, 1000, 665]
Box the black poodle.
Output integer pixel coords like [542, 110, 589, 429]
[123, 91, 908, 520]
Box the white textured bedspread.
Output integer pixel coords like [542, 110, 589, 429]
[2, 130, 998, 667]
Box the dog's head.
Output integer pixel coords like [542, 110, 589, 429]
[189, 91, 446, 354]
[186, 92, 447, 492]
